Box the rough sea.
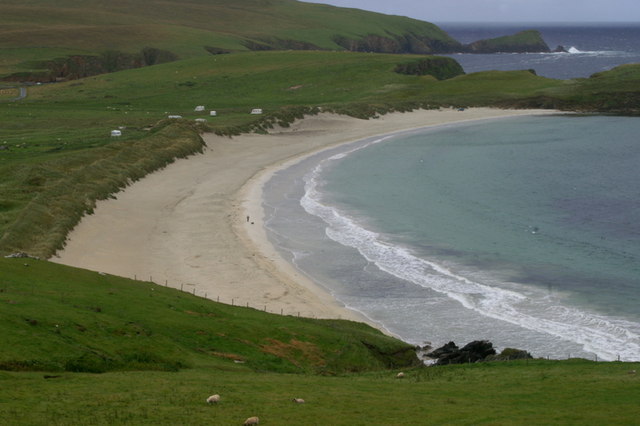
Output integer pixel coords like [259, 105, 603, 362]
[263, 23, 640, 361]
[440, 22, 640, 79]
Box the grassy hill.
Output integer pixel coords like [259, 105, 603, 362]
[0, 0, 460, 79]
[1, 4, 640, 422]
[0, 257, 417, 374]
[1, 257, 639, 425]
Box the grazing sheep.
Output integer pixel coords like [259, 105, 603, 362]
[396, 372, 405, 379]
[628, 369, 637, 375]
[292, 398, 305, 403]
[206, 394, 220, 404]
[243, 416, 259, 425]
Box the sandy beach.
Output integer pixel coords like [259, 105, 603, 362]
[52, 108, 555, 324]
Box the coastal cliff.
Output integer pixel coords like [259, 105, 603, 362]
[463, 30, 551, 53]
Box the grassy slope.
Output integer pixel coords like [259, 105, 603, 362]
[0, 49, 639, 426]
[0, 257, 417, 374]
[1, 260, 638, 425]
[0, 0, 457, 76]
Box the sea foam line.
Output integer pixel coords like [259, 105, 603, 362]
[300, 139, 640, 361]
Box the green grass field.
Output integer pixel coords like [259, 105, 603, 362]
[2, 6, 640, 422]
[1, 257, 638, 425]
[2, 360, 639, 425]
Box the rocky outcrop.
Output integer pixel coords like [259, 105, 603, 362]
[463, 30, 550, 53]
[424, 340, 532, 365]
[3, 48, 178, 83]
[428, 340, 496, 365]
[331, 29, 550, 55]
[333, 33, 462, 54]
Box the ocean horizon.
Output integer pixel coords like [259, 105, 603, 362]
[439, 21, 640, 79]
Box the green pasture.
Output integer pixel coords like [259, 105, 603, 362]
[1, 4, 640, 424]
[0, 48, 638, 426]
[2, 360, 639, 425]
[1, 257, 638, 425]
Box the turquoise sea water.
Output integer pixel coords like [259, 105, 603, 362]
[264, 115, 640, 361]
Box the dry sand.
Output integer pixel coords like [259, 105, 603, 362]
[52, 108, 555, 324]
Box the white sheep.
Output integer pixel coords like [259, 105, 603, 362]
[243, 416, 259, 425]
[396, 372, 405, 379]
[206, 394, 220, 404]
[292, 398, 305, 403]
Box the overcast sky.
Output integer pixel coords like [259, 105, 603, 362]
[303, 0, 640, 23]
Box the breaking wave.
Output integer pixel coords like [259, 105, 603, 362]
[299, 139, 640, 361]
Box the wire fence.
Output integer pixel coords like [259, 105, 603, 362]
[135, 274, 338, 320]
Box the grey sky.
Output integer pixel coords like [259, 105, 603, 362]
[303, 0, 640, 23]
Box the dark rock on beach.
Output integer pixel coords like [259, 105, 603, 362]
[426, 340, 498, 365]
[425, 340, 533, 365]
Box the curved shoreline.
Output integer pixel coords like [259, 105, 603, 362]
[52, 108, 557, 327]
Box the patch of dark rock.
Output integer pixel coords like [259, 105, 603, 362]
[424, 340, 531, 365]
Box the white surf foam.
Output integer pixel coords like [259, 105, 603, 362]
[553, 46, 627, 57]
[300, 142, 640, 361]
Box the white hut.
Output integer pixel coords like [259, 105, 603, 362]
[195, 118, 207, 123]
[210, 110, 217, 116]
[110, 130, 122, 137]
[167, 115, 182, 119]
[250, 108, 263, 115]
[194, 105, 205, 112]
